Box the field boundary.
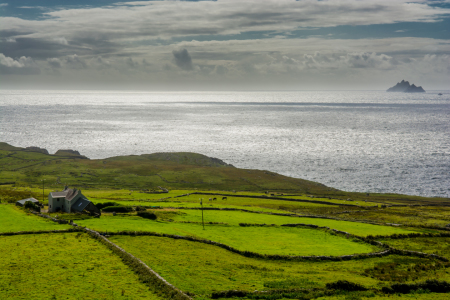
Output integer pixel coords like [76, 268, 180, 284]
[0, 229, 76, 236]
[369, 232, 450, 240]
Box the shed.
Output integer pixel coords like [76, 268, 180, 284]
[16, 197, 40, 207]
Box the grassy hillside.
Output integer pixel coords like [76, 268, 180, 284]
[0, 142, 335, 194]
[1, 142, 448, 206]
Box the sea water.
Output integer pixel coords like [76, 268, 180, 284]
[1, 90, 449, 197]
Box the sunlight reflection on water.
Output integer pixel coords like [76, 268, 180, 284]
[1, 90, 449, 197]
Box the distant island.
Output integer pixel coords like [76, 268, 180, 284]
[387, 80, 425, 93]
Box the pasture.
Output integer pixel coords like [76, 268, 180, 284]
[110, 235, 450, 300]
[0, 233, 163, 300]
[75, 214, 377, 256]
[2, 144, 450, 299]
[0, 204, 71, 233]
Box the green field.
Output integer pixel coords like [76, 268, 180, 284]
[0, 233, 163, 300]
[110, 235, 450, 300]
[2, 143, 450, 299]
[380, 237, 450, 259]
[76, 214, 376, 256]
[165, 209, 418, 236]
[0, 205, 71, 233]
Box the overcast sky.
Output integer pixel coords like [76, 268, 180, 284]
[1, 0, 449, 90]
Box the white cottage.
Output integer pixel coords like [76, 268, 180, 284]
[48, 187, 99, 215]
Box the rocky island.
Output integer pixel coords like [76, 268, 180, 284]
[387, 80, 425, 93]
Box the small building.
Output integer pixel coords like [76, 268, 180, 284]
[16, 197, 40, 207]
[48, 187, 100, 216]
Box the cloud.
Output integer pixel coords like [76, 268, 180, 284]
[2, 1, 449, 48]
[1, 1, 450, 89]
[64, 54, 86, 69]
[53, 37, 68, 45]
[125, 57, 138, 68]
[0, 53, 40, 75]
[172, 48, 193, 71]
[47, 58, 61, 68]
[0, 4, 8, 7]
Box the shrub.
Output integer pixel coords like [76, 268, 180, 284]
[102, 206, 132, 213]
[326, 280, 367, 291]
[134, 206, 146, 211]
[137, 211, 157, 220]
[24, 201, 39, 211]
[383, 280, 450, 294]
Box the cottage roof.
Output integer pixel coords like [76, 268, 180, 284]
[65, 189, 80, 201]
[50, 188, 80, 201]
[50, 191, 68, 198]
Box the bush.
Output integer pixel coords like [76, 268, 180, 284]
[383, 280, 450, 294]
[326, 280, 367, 291]
[137, 211, 157, 220]
[24, 201, 39, 211]
[134, 206, 147, 211]
[102, 206, 132, 213]
[95, 202, 119, 210]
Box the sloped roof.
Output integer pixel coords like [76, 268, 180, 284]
[50, 188, 80, 201]
[50, 191, 68, 198]
[65, 189, 79, 201]
[16, 198, 39, 206]
[71, 197, 90, 212]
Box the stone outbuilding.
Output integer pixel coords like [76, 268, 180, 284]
[16, 197, 40, 207]
[48, 187, 100, 215]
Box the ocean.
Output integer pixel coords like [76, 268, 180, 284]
[1, 90, 449, 197]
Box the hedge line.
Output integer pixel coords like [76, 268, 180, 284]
[212, 279, 450, 299]
[382, 279, 450, 294]
[0, 229, 76, 236]
[368, 232, 450, 240]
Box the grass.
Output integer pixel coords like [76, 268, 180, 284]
[2, 143, 450, 299]
[0, 204, 71, 233]
[0, 233, 164, 300]
[380, 237, 450, 259]
[165, 209, 419, 237]
[109, 235, 450, 300]
[316, 293, 450, 300]
[76, 214, 377, 256]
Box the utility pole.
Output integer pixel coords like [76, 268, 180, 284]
[200, 198, 204, 230]
[42, 179, 45, 202]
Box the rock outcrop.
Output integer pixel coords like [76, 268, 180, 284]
[54, 149, 88, 159]
[24, 146, 49, 155]
[387, 80, 425, 93]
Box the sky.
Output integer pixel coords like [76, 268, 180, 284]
[0, 0, 449, 90]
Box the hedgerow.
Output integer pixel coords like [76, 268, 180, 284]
[382, 279, 450, 294]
